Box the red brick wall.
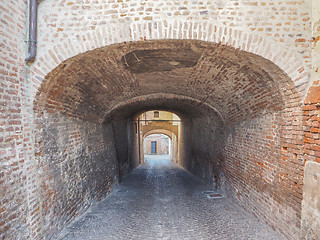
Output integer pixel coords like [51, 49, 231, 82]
[304, 87, 320, 163]
[300, 3, 320, 236]
[222, 77, 304, 239]
[301, 87, 320, 238]
[223, 106, 304, 239]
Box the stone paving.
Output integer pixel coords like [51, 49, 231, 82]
[57, 155, 286, 240]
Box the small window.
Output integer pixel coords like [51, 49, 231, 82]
[154, 111, 159, 118]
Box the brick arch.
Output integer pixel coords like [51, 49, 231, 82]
[105, 93, 225, 126]
[32, 20, 309, 101]
[31, 25, 306, 240]
[34, 39, 299, 127]
[144, 130, 176, 140]
[142, 130, 179, 163]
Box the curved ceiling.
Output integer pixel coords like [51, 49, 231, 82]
[36, 40, 294, 125]
[104, 94, 224, 125]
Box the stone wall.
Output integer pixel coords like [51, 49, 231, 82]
[37, 0, 311, 69]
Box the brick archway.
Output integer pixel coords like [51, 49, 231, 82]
[144, 129, 176, 140]
[31, 21, 309, 102]
[143, 130, 178, 163]
[32, 38, 304, 240]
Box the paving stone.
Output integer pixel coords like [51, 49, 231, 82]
[57, 156, 286, 240]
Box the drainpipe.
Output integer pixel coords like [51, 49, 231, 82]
[25, 0, 38, 63]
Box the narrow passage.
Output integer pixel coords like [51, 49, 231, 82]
[59, 156, 285, 240]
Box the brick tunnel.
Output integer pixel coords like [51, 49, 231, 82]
[2, 1, 320, 239]
[32, 40, 300, 239]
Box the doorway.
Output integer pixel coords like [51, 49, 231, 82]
[151, 141, 157, 154]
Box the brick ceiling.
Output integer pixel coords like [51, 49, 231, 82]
[36, 40, 294, 125]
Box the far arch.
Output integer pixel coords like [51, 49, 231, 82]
[142, 123, 179, 141]
[143, 129, 179, 164]
[144, 129, 176, 140]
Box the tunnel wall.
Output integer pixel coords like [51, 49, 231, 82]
[222, 99, 304, 240]
[187, 115, 225, 186]
[223, 114, 285, 235]
[33, 111, 118, 238]
[111, 117, 131, 180]
[176, 116, 191, 169]
[131, 116, 141, 169]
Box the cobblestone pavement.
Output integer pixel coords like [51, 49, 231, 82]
[58, 155, 286, 240]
